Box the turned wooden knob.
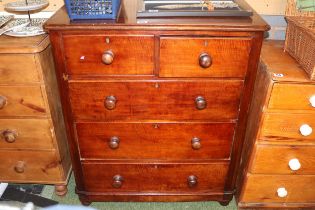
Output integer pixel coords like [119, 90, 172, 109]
[104, 96, 117, 110]
[191, 137, 201, 150]
[0, 96, 7, 109]
[112, 175, 123, 188]
[187, 175, 198, 188]
[199, 53, 212, 68]
[195, 96, 207, 110]
[109, 136, 120, 149]
[2, 130, 18, 143]
[102, 50, 114, 65]
[14, 161, 25, 173]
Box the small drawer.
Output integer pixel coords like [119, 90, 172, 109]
[0, 119, 54, 150]
[259, 113, 315, 144]
[159, 37, 252, 78]
[63, 34, 154, 75]
[250, 144, 315, 175]
[0, 150, 62, 183]
[0, 54, 40, 84]
[82, 162, 229, 193]
[241, 174, 315, 203]
[268, 83, 315, 111]
[69, 80, 243, 121]
[76, 122, 235, 160]
[0, 86, 47, 117]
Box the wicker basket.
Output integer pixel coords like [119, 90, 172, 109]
[285, 0, 315, 80]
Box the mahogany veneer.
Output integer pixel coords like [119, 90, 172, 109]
[44, 0, 268, 205]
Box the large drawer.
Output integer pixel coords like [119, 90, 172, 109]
[69, 80, 243, 121]
[160, 37, 252, 78]
[0, 54, 40, 83]
[0, 150, 62, 183]
[76, 122, 235, 160]
[0, 119, 54, 150]
[82, 162, 229, 193]
[249, 144, 315, 175]
[0, 85, 47, 117]
[268, 83, 315, 111]
[63, 35, 154, 75]
[241, 174, 315, 203]
[259, 113, 315, 144]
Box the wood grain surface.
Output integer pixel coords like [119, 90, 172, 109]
[160, 37, 252, 78]
[76, 122, 235, 160]
[63, 34, 154, 76]
[82, 162, 229, 193]
[69, 80, 243, 121]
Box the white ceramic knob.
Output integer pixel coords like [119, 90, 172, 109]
[310, 95, 315, 108]
[300, 124, 313, 136]
[289, 158, 301, 171]
[277, 187, 288, 198]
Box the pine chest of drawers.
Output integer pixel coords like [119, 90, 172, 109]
[44, 0, 269, 205]
[237, 41, 315, 209]
[0, 35, 71, 195]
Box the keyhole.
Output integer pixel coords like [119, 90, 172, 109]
[106, 37, 110, 44]
[204, 41, 208, 47]
[153, 124, 159, 129]
[154, 83, 159, 89]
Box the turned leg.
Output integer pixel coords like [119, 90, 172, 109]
[54, 184, 68, 196]
[79, 196, 92, 206]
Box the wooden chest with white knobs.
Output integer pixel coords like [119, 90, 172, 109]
[237, 40, 315, 209]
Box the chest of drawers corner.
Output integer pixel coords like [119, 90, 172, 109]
[0, 35, 71, 196]
[44, 1, 268, 205]
[237, 40, 315, 209]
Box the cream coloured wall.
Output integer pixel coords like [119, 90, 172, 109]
[0, 0, 287, 15]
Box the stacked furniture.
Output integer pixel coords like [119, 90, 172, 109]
[237, 40, 315, 209]
[0, 35, 71, 195]
[44, 0, 268, 205]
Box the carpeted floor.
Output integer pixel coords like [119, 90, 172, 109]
[49, 175, 238, 210]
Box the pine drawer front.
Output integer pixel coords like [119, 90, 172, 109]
[159, 37, 252, 78]
[76, 122, 235, 160]
[82, 162, 229, 193]
[69, 80, 243, 121]
[0, 119, 54, 150]
[241, 174, 315, 203]
[249, 144, 315, 175]
[0, 86, 47, 117]
[259, 113, 315, 144]
[0, 150, 62, 183]
[0, 54, 41, 83]
[63, 35, 154, 76]
[268, 83, 315, 111]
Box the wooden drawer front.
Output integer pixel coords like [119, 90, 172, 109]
[0, 86, 47, 117]
[77, 122, 235, 160]
[241, 174, 315, 203]
[69, 81, 243, 121]
[0, 119, 54, 150]
[268, 83, 315, 111]
[259, 113, 315, 144]
[250, 145, 315, 175]
[63, 35, 154, 75]
[0, 150, 62, 183]
[160, 37, 252, 78]
[0, 54, 40, 83]
[82, 162, 228, 192]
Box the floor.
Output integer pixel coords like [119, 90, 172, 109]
[48, 175, 238, 210]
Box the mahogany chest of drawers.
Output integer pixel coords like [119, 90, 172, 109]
[0, 35, 71, 195]
[237, 41, 315, 209]
[45, 0, 268, 205]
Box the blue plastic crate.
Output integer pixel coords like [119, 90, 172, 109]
[65, 0, 121, 20]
